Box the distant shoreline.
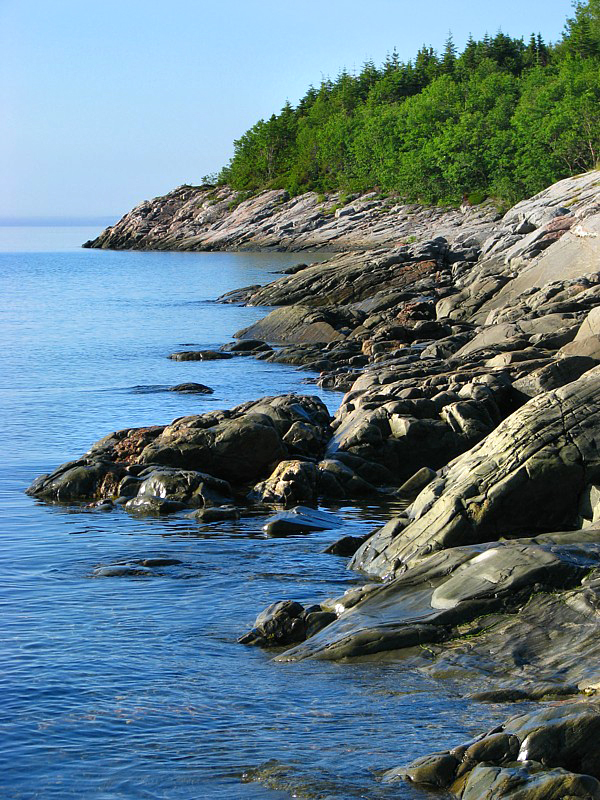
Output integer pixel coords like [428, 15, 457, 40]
[0, 216, 119, 227]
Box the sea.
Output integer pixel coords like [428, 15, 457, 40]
[1, 225, 513, 799]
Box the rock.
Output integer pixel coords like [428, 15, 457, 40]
[262, 506, 342, 536]
[127, 466, 233, 508]
[251, 460, 318, 506]
[85, 184, 498, 254]
[351, 366, 600, 578]
[168, 383, 214, 393]
[189, 505, 240, 522]
[560, 335, 600, 360]
[238, 599, 336, 647]
[234, 305, 348, 345]
[273, 528, 600, 665]
[221, 339, 272, 354]
[169, 350, 233, 361]
[394, 466, 437, 506]
[124, 495, 187, 515]
[512, 356, 597, 398]
[27, 395, 331, 505]
[316, 458, 378, 498]
[390, 702, 600, 799]
[93, 564, 155, 577]
[323, 534, 370, 556]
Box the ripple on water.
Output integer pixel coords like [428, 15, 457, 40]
[0, 242, 512, 799]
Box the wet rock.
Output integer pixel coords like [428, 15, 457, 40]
[168, 383, 214, 393]
[262, 506, 342, 536]
[390, 702, 600, 799]
[274, 528, 600, 664]
[221, 339, 271, 353]
[138, 558, 182, 567]
[93, 564, 155, 577]
[127, 467, 233, 508]
[124, 495, 187, 515]
[323, 534, 370, 557]
[28, 395, 332, 506]
[190, 505, 240, 522]
[26, 459, 126, 503]
[251, 460, 318, 506]
[169, 350, 232, 361]
[239, 600, 336, 647]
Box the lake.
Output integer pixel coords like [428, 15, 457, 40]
[1, 226, 507, 799]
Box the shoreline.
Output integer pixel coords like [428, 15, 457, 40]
[30, 169, 600, 798]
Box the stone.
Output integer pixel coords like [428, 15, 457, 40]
[169, 350, 233, 361]
[251, 460, 318, 507]
[168, 383, 214, 393]
[190, 505, 240, 522]
[239, 600, 337, 647]
[262, 506, 342, 536]
[123, 495, 187, 515]
[391, 702, 600, 799]
[323, 535, 370, 557]
[351, 366, 600, 578]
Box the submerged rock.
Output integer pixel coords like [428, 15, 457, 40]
[190, 505, 240, 522]
[168, 382, 214, 393]
[169, 350, 232, 361]
[262, 506, 342, 536]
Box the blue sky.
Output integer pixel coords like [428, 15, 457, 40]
[2, 0, 573, 218]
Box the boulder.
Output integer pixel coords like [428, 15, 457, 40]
[262, 506, 342, 536]
[26, 395, 332, 502]
[234, 305, 347, 345]
[351, 366, 600, 578]
[168, 383, 214, 393]
[386, 702, 600, 799]
[251, 460, 318, 506]
[169, 350, 233, 361]
[239, 599, 337, 647]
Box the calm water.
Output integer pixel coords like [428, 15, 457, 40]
[1, 228, 508, 799]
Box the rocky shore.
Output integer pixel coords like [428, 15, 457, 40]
[34, 170, 600, 798]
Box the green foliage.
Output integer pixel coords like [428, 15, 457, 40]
[218, 1, 600, 206]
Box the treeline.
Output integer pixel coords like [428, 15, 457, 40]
[218, 0, 600, 206]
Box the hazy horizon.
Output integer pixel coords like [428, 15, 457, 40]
[2, 0, 573, 218]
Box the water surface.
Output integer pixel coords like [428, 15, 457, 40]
[1, 227, 511, 799]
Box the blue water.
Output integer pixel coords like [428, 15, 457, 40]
[1, 227, 508, 799]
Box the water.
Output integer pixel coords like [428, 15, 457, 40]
[1, 227, 509, 799]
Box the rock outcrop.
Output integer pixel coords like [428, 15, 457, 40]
[31, 170, 600, 797]
[26, 395, 332, 509]
[84, 184, 498, 253]
[386, 702, 600, 799]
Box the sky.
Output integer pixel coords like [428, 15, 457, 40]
[1, 0, 574, 219]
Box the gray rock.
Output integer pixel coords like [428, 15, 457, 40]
[352, 366, 600, 578]
[189, 505, 240, 522]
[390, 701, 600, 799]
[251, 460, 318, 507]
[262, 506, 342, 536]
[168, 383, 214, 393]
[169, 350, 233, 361]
